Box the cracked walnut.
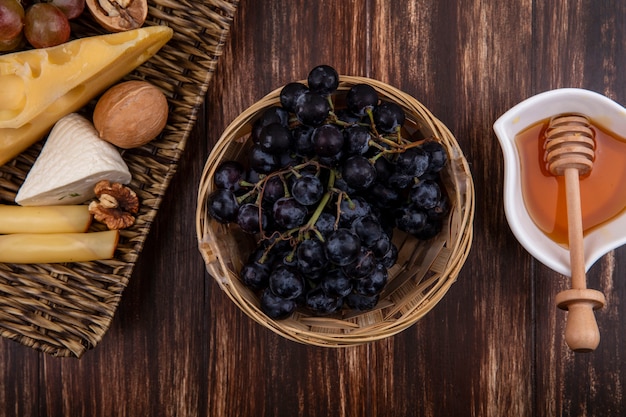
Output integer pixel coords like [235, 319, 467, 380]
[88, 180, 139, 230]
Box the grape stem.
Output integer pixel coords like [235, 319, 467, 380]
[258, 166, 336, 250]
[242, 160, 327, 207]
[333, 189, 356, 230]
[366, 109, 379, 137]
[296, 169, 336, 243]
[376, 136, 405, 149]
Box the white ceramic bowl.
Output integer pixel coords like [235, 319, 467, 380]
[494, 88, 626, 276]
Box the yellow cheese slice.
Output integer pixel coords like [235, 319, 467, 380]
[0, 25, 173, 166]
[0, 204, 92, 233]
[0, 230, 119, 263]
[15, 113, 132, 206]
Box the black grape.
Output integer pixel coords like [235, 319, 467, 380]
[307, 64, 339, 96]
[237, 203, 266, 234]
[261, 175, 286, 205]
[346, 83, 378, 116]
[261, 288, 297, 319]
[249, 144, 279, 173]
[213, 160, 245, 191]
[291, 175, 324, 206]
[409, 180, 442, 210]
[320, 268, 353, 298]
[257, 123, 292, 155]
[395, 147, 430, 178]
[296, 238, 328, 272]
[312, 124, 344, 157]
[373, 101, 405, 133]
[305, 287, 343, 315]
[395, 206, 428, 235]
[345, 292, 379, 311]
[295, 91, 331, 127]
[422, 141, 448, 174]
[280, 82, 308, 113]
[207, 189, 239, 223]
[324, 228, 361, 266]
[240, 260, 271, 291]
[341, 155, 377, 190]
[342, 248, 376, 279]
[343, 125, 371, 155]
[252, 106, 289, 142]
[353, 263, 388, 296]
[269, 265, 305, 300]
[272, 197, 308, 229]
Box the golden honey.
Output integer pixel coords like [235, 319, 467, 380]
[515, 118, 626, 245]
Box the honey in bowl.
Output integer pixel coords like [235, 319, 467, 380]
[515, 118, 626, 245]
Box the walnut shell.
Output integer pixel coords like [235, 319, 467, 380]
[93, 80, 169, 149]
[85, 0, 148, 33]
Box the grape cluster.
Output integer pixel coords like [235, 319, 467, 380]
[207, 65, 450, 320]
[0, 0, 85, 51]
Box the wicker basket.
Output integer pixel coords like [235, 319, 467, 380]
[0, 1, 238, 357]
[196, 76, 475, 347]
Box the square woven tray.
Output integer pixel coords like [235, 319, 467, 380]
[0, 0, 239, 358]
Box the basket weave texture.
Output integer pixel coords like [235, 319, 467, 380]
[0, 1, 239, 358]
[197, 76, 475, 347]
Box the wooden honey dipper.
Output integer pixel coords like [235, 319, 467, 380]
[544, 114, 606, 352]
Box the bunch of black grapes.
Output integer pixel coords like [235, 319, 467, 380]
[207, 65, 450, 320]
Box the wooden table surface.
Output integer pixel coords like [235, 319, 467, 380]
[2, 0, 626, 415]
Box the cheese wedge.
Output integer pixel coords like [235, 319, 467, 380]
[15, 113, 131, 206]
[0, 25, 173, 166]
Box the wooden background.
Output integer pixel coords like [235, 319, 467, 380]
[2, 0, 626, 415]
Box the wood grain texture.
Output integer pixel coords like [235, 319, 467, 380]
[1, 0, 626, 415]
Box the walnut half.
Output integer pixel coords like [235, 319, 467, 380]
[89, 180, 139, 230]
[85, 0, 148, 32]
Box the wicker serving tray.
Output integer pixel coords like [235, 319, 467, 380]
[0, 1, 239, 358]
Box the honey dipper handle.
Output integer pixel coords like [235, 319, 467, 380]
[556, 288, 605, 352]
[564, 168, 586, 289]
[556, 167, 605, 352]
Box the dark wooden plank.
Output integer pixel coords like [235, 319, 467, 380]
[0, 341, 39, 416]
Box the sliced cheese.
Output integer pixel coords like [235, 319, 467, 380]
[15, 113, 131, 206]
[0, 230, 119, 264]
[0, 204, 92, 233]
[0, 25, 173, 166]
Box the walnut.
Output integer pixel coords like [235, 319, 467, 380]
[88, 180, 139, 230]
[93, 80, 169, 149]
[85, 0, 148, 32]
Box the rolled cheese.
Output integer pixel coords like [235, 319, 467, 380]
[0, 25, 173, 166]
[0, 204, 92, 233]
[15, 113, 131, 206]
[0, 230, 119, 264]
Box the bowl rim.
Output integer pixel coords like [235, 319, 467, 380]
[494, 87, 626, 276]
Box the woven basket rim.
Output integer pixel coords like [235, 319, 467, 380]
[196, 75, 475, 347]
